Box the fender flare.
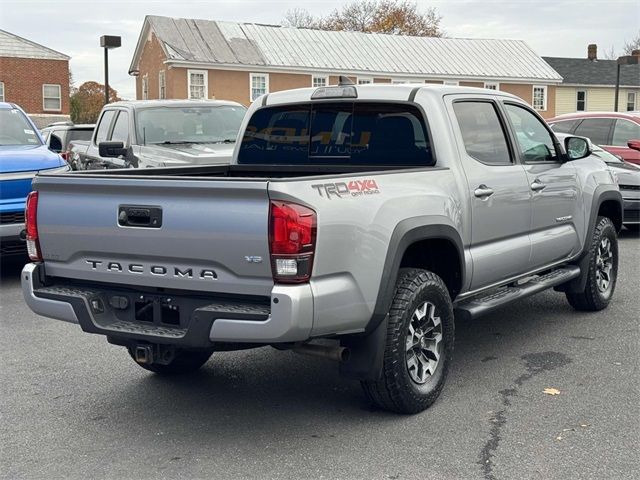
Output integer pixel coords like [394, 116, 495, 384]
[340, 218, 464, 380]
[562, 185, 622, 293]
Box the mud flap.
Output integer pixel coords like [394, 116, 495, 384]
[339, 315, 388, 380]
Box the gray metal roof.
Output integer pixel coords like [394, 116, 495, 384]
[543, 57, 640, 87]
[0, 29, 69, 60]
[131, 15, 562, 83]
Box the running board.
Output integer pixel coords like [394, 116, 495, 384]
[454, 266, 581, 320]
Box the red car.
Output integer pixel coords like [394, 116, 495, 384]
[547, 112, 640, 165]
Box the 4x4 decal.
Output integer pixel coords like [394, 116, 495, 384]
[311, 179, 380, 199]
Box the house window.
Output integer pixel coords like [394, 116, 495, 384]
[250, 73, 268, 102]
[0, 82, 4, 102]
[142, 75, 148, 100]
[576, 90, 586, 111]
[627, 92, 637, 112]
[42, 84, 61, 111]
[358, 77, 373, 85]
[159, 70, 166, 99]
[188, 69, 208, 99]
[312, 75, 328, 87]
[532, 85, 547, 111]
[443, 80, 459, 86]
[392, 79, 409, 84]
[484, 82, 499, 90]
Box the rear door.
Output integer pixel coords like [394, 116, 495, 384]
[502, 102, 582, 269]
[450, 98, 532, 290]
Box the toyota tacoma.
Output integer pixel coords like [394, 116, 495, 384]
[22, 82, 622, 413]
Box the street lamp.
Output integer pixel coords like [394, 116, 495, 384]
[100, 35, 121, 106]
[614, 52, 639, 112]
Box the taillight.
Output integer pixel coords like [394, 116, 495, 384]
[25, 191, 42, 261]
[269, 201, 317, 283]
[60, 151, 69, 160]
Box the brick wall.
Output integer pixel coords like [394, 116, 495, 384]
[0, 56, 69, 114]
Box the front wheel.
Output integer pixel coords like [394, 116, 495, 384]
[566, 216, 618, 311]
[361, 268, 454, 414]
[128, 347, 214, 375]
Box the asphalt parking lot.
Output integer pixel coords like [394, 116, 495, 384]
[1, 231, 638, 480]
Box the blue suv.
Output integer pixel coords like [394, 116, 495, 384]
[1, 102, 69, 256]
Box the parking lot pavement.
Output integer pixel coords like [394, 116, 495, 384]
[1, 231, 638, 480]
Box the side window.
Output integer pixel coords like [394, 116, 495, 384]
[573, 118, 613, 145]
[110, 111, 129, 144]
[49, 133, 63, 152]
[611, 119, 640, 147]
[504, 103, 557, 163]
[453, 101, 511, 165]
[549, 119, 579, 134]
[95, 110, 116, 144]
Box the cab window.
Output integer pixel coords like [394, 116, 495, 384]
[453, 101, 512, 165]
[504, 103, 557, 162]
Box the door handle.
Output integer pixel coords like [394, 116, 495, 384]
[474, 185, 494, 198]
[530, 180, 546, 192]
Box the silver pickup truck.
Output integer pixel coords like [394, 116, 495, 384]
[22, 83, 622, 414]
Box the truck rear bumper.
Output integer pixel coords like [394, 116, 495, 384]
[22, 263, 314, 345]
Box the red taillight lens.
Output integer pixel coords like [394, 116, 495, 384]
[25, 191, 42, 261]
[60, 151, 69, 160]
[269, 201, 316, 283]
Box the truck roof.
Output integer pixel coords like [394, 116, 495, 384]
[261, 84, 521, 106]
[105, 99, 245, 110]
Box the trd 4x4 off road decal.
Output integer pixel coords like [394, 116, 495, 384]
[311, 179, 380, 199]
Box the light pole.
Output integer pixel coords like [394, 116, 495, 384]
[614, 52, 639, 112]
[100, 35, 121, 106]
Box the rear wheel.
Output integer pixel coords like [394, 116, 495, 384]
[127, 347, 214, 375]
[361, 268, 454, 414]
[566, 216, 618, 311]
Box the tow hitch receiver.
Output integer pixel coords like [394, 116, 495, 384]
[133, 344, 175, 365]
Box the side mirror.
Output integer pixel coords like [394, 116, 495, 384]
[98, 141, 128, 158]
[564, 136, 592, 161]
[627, 139, 640, 152]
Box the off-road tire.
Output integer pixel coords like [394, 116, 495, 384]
[361, 268, 454, 414]
[566, 216, 618, 311]
[128, 347, 214, 375]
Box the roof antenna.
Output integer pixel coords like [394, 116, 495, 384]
[338, 75, 355, 86]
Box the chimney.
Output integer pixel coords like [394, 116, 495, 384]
[588, 44, 597, 61]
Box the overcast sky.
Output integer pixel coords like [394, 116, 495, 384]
[1, 0, 638, 99]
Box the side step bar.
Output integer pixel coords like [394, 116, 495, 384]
[454, 266, 581, 320]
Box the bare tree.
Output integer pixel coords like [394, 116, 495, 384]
[282, 8, 317, 29]
[282, 1, 444, 37]
[602, 45, 617, 60]
[622, 31, 640, 55]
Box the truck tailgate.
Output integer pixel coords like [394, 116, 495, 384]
[34, 175, 274, 296]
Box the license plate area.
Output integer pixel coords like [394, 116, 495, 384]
[134, 296, 180, 326]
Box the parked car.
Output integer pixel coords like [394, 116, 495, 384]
[547, 111, 640, 165]
[22, 84, 622, 414]
[0, 102, 69, 256]
[69, 99, 246, 170]
[40, 122, 94, 163]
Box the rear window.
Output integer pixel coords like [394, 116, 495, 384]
[549, 119, 579, 134]
[68, 129, 93, 142]
[238, 102, 433, 166]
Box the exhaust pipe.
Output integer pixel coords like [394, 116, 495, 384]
[292, 343, 350, 362]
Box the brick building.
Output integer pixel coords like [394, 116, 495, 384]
[129, 15, 563, 118]
[0, 29, 70, 127]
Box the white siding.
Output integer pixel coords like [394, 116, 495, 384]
[555, 86, 640, 114]
[555, 87, 576, 115]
